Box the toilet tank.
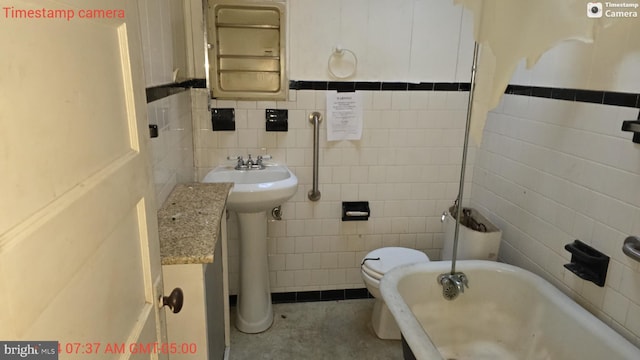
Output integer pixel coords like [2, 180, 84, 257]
[442, 207, 502, 261]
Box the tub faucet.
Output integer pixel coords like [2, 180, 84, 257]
[437, 272, 469, 300]
[451, 272, 468, 293]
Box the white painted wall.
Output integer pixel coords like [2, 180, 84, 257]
[509, 19, 640, 93]
[200, 0, 474, 82]
[288, 0, 475, 81]
[138, 0, 174, 86]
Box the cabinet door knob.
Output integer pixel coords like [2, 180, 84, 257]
[160, 288, 184, 313]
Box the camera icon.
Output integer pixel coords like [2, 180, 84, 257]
[587, 2, 603, 17]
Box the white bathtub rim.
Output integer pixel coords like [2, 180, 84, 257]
[380, 260, 640, 360]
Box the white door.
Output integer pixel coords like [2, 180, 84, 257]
[0, 0, 168, 359]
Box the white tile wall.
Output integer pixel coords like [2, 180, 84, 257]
[192, 88, 473, 294]
[471, 94, 640, 346]
[148, 91, 195, 209]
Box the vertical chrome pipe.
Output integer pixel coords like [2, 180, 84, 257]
[451, 41, 480, 275]
[308, 112, 322, 201]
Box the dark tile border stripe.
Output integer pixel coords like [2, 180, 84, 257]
[158, 79, 639, 110]
[289, 80, 470, 92]
[505, 84, 639, 108]
[146, 79, 206, 103]
[381, 82, 408, 91]
[288, 81, 640, 109]
[228, 288, 372, 306]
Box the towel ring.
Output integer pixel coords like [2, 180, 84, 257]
[328, 47, 357, 79]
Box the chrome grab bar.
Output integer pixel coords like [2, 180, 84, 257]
[622, 236, 640, 263]
[308, 112, 322, 201]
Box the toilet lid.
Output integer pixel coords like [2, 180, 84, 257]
[361, 247, 429, 277]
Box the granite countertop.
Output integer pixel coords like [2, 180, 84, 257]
[158, 183, 233, 265]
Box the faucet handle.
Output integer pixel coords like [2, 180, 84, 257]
[459, 273, 469, 289]
[227, 155, 244, 169]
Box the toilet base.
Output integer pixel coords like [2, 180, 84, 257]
[371, 298, 401, 340]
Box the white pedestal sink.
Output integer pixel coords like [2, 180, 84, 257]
[203, 163, 298, 333]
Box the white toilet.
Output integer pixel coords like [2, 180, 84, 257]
[360, 247, 430, 340]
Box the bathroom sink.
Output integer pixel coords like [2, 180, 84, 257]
[202, 164, 298, 213]
[203, 161, 298, 332]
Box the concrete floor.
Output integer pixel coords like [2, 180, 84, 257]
[228, 299, 403, 360]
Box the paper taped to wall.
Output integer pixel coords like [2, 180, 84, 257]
[326, 91, 363, 141]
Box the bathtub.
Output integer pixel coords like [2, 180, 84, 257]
[380, 260, 640, 360]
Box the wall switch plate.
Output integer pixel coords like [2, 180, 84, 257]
[149, 124, 159, 138]
[212, 108, 235, 131]
[265, 109, 288, 131]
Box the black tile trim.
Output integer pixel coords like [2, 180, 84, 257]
[381, 82, 408, 91]
[271, 292, 296, 304]
[345, 288, 371, 299]
[505, 84, 532, 96]
[531, 87, 552, 98]
[434, 82, 459, 91]
[575, 89, 604, 104]
[296, 291, 321, 302]
[551, 88, 575, 101]
[290, 80, 328, 90]
[288, 81, 470, 92]
[355, 82, 382, 91]
[287, 81, 640, 109]
[230, 288, 372, 306]
[328, 81, 356, 92]
[145, 79, 206, 103]
[458, 82, 471, 91]
[605, 92, 639, 108]
[408, 82, 434, 91]
[505, 85, 639, 108]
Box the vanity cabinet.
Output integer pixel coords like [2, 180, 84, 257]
[157, 183, 232, 360]
[162, 216, 229, 360]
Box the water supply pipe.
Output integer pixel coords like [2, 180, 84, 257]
[450, 41, 480, 275]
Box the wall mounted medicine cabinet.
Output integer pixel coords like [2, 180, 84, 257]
[207, 0, 287, 100]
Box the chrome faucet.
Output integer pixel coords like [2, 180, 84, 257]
[228, 155, 245, 169]
[437, 272, 469, 300]
[227, 154, 272, 170]
[245, 154, 255, 168]
[256, 154, 271, 167]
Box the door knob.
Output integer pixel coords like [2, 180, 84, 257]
[159, 288, 184, 313]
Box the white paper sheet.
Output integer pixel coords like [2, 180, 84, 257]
[326, 91, 363, 141]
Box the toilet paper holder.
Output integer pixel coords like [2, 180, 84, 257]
[342, 201, 370, 221]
